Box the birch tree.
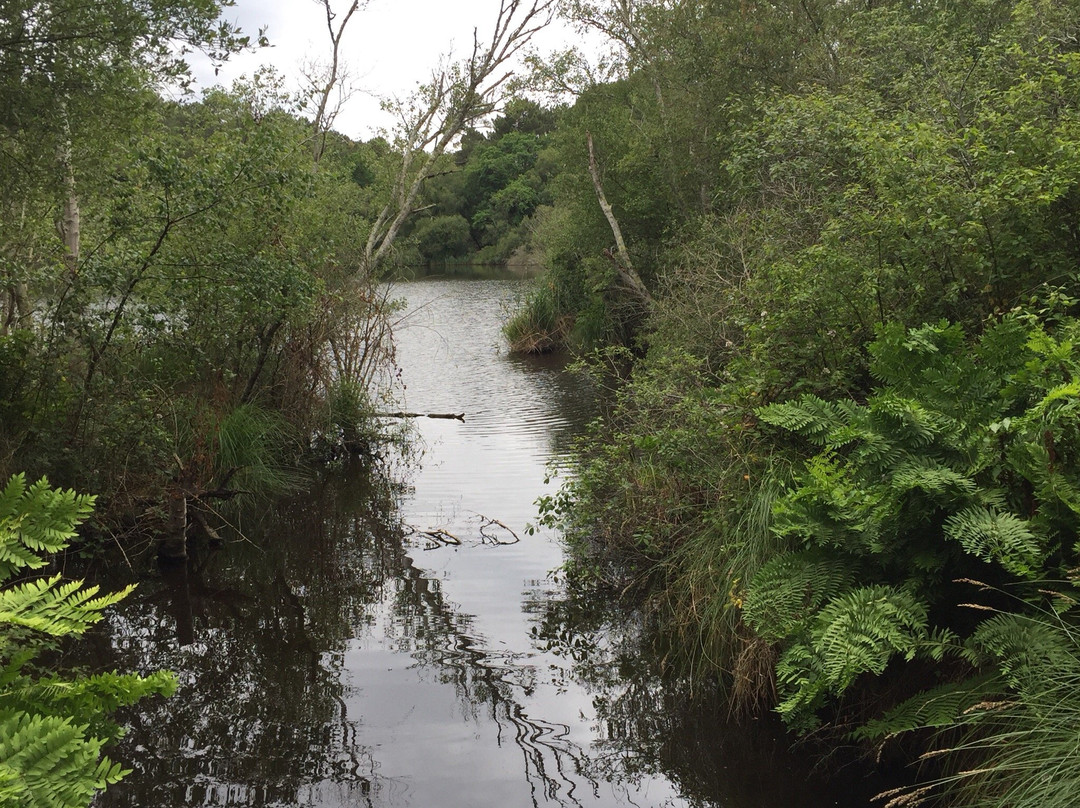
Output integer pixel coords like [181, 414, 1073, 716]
[359, 0, 555, 278]
[303, 0, 364, 164]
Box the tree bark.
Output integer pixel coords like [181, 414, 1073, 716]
[56, 105, 80, 280]
[586, 131, 652, 307]
[161, 488, 188, 561]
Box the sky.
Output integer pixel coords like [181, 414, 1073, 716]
[186, 0, 588, 140]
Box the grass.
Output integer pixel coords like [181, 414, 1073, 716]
[503, 284, 572, 354]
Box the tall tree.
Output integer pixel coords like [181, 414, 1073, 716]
[359, 0, 555, 277]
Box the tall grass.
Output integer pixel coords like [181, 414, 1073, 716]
[215, 403, 305, 499]
[932, 615, 1080, 808]
[656, 461, 791, 709]
[503, 284, 571, 354]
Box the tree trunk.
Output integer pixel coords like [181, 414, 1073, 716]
[586, 131, 652, 307]
[56, 107, 80, 279]
[160, 488, 188, 561]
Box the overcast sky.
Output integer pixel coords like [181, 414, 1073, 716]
[186, 0, 586, 140]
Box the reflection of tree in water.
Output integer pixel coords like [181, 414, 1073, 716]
[528, 589, 870, 808]
[74, 457, 599, 808]
[391, 554, 600, 808]
[80, 458, 406, 807]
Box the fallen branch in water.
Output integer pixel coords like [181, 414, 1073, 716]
[476, 514, 521, 545]
[377, 411, 465, 421]
[404, 512, 521, 549]
[420, 528, 462, 546]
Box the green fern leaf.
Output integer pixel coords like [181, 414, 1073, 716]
[756, 395, 854, 444]
[853, 673, 1000, 741]
[944, 507, 1045, 578]
[743, 551, 857, 641]
[775, 585, 933, 725]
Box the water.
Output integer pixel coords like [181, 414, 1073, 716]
[75, 272, 869, 808]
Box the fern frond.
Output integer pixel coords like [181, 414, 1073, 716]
[775, 585, 933, 724]
[889, 457, 977, 501]
[756, 395, 854, 444]
[944, 507, 1045, 579]
[0, 577, 134, 638]
[0, 709, 128, 808]
[869, 392, 945, 447]
[853, 673, 1001, 741]
[0, 475, 95, 582]
[743, 551, 857, 641]
[965, 611, 1075, 692]
[869, 321, 966, 390]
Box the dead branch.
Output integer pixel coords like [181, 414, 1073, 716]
[477, 514, 521, 545]
[307, 0, 364, 164]
[587, 130, 652, 307]
[376, 411, 465, 421]
[359, 0, 555, 277]
[420, 528, 463, 546]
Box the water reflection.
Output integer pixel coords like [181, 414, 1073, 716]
[71, 272, 867, 808]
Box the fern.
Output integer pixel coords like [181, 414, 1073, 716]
[0, 577, 134, 638]
[964, 611, 1076, 692]
[0, 710, 126, 808]
[751, 312, 1080, 736]
[944, 507, 1045, 578]
[0, 476, 95, 579]
[853, 673, 999, 741]
[889, 457, 977, 501]
[868, 391, 945, 448]
[775, 585, 941, 726]
[756, 395, 855, 444]
[0, 474, 176, 808]
[743, 550, 857, 641]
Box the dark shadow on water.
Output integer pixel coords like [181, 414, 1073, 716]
[68, 456, 876, 808]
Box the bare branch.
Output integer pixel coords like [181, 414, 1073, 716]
[306, 0, 364, 163]
[359, 0, 555, 277]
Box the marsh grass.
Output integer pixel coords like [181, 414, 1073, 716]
[503, 284, 572, 354]
[917, 614, 1080, 808]
[215, 403, 306, 499]
[656, 462, 792, 710]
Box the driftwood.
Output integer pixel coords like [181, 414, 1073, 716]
[420, 528, 463, 546]
[476, 514, 521, 545]
[405, 512, 521, 549]
[377, 411, 465, 421]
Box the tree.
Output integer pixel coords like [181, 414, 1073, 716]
[0, 0, 256, 328]
[358, 0, 555, 277]
[301, 0, 364, 164]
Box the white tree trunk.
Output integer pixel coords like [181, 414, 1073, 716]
[56, 104, 80, 279]
[358, 0, 554, 278]
[586, 131, 652, 306]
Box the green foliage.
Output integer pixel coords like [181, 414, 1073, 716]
[409, 100, 558, 268]
[774, 585, 945, 729]
[752, 312, 1080, 728]
[0, 70, 398, 511]
[0, 475, 175, 808]
[742, 551, 857, 643]
[0, 475, 94, 581]
[531, 0, 1080, 802]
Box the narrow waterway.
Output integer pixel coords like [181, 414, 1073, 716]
[78, 271, 871, 808]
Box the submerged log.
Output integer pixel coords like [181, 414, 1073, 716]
[376, 411, 465, 421]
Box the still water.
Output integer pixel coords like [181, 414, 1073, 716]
[79, 273, 867, 808]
